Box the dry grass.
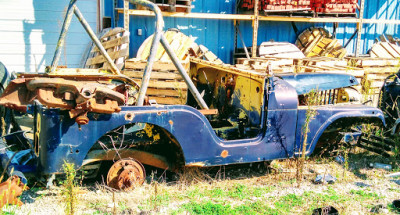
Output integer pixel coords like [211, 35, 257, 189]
[4, 150, 400, 214]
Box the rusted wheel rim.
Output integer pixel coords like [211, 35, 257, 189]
[107, 158, 146, 191]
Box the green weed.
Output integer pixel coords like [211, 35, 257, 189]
[61, 161, 79, 215]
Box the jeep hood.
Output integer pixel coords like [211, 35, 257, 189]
[278, 73, 359, 95]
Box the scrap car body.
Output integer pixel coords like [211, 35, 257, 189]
[0, 0, 385, 188]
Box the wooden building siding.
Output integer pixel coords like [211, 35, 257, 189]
[0, 0, 98, 73]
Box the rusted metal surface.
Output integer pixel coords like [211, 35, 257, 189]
[107, 158, 145, 191]
[84, 149, 171, 170]
[0, 77, 126, 123]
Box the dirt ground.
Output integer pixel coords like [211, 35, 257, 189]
[3, 149, 400, 215]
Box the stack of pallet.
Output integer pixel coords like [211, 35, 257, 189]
[346, 57, 400, 106]
[294, 56, 364, 83]
[123, 30, 194, 105]
[124, 59, 189, 105]
[144, 0, 193, 12]
[313, 0, 357, 14]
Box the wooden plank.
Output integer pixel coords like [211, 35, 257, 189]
[381, 42, 400, 58]
[304, 35, 322, 57]
[92, 35, 130, 52]
[133, 78, 187, 89]
[369, 80, 385, 88]
[124, 59, 189, 71]
[371, 43, 395, 58]
[146, 88, 186, 97]
[199, 45, 223, 64]
[156, 31, 176, 60]
[388, 43, 400, 56]
[350, 58, 399, 67]
[86, 48, 129, 66]
[198, 109, 218, 115]
[149, 96, 186, 105]
[102, 28, 126, 38]
[123, 70, 184, 80]
[365, 73, 392, 80]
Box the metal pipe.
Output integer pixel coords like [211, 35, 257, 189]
[161, 34, 208, 109]
[236, 25, 250, 59]
[344, 29, 358, 48]
[129, 0, 165, 106]
[50, 0, 77, 73]
[73, 6, 121, 75]
[129, 0, 207, 108]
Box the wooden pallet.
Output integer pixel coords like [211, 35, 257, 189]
[296, 27, 346, 58]
[85, 28, 129, 70]
[369, 42, 400, 59]
[295, 27, 330, 50]
[123, 58, 188, 105]
[258, 42, 305, 58]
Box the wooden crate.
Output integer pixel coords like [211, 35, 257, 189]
[123, 58, 188, 105]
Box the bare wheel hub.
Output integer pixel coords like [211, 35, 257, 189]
[107, 158, 146, 191]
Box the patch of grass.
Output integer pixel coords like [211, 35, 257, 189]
[185, 183, 274, 201]
[274, 194, 304, 213]
[181, 200, 276, 215]
[350, 189, 382, 200]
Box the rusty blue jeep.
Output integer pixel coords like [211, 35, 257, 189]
[0, 0, 384, 190]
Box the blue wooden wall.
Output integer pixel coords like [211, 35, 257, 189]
[111, 0, 400, 64]
[0, 0, 97, 73]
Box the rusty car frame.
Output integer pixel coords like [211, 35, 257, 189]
[0, 0, 385, 190]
